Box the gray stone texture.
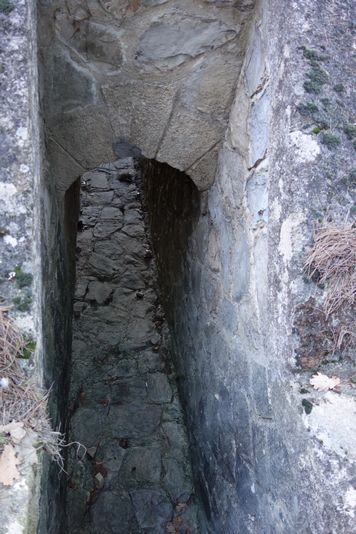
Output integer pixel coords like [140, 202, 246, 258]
[0, 1, 43, 533]
[141, 0, 356, 523]
[3, 0, 354, 532]
[38, 0, 255, 191]
[64, 161, 199, 533]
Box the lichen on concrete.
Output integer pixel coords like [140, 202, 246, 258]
[0, 0, 43, 532]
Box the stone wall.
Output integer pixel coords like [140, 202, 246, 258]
[37, 176, 80, 534]
[0, 0, 43, 532]
[1, 0, 354, 532]
[142, 1, 355, 531]
[37, 0, 257, 192]
[64, 159, 200, 533]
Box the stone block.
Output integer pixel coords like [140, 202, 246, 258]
[245, 26, 265, 96]
[119, 447, 162, 486]
[130, 489, 173, 529]
[157, 105, 223, 176]
[109, 377, 148, 405]
[85, 172, 109, 190]
[162, 457, 193, 502]
[100, 207, 124, 220]
[137, 350, 165, 373]
[93, 222, 123, 239]
[48, 105, 115, 169]
[45, 50, 95, 114]
[231, 226, 250, 302]
[107, 404, 162, 439]
[246, 170, 268, 225]
[86, 281, 113, 304]
[137, 20, 237, 68]
[147, 373, 172, 403]
[88, 252, 119, 277]
[90, 490, 139, 533]
[102, 81, 176, 159]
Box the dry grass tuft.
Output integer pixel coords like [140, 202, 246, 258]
[305, 224, 356, 316]
[0, 306, 80, 466]
[0, 306, 45, 428]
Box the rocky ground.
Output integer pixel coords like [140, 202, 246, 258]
[64, 158, 199, 534]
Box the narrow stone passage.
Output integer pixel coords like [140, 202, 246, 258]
[64, 158, 199, 534]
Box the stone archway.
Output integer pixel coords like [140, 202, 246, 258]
[38, 0, 257, 193]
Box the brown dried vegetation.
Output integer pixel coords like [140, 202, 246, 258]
[0, 307, 78, 468]
[304, 224, 356, 316]
[296, 224, 356, 369]
[0, 306, 46, 429]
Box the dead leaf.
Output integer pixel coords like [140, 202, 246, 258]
[310, 372, 341, 392]
[0, 444, 20, 486]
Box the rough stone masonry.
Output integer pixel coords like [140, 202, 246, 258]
[0, 0, 355, 533]
[64, 158, 199, 533]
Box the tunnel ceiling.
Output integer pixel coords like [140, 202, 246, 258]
[39, 0, 256, 192]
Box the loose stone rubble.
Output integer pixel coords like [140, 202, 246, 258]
[65, 158, 199, 533]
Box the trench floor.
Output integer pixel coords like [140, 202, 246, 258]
[65, 158, 198, 534]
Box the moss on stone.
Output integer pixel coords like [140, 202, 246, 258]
[312, 127, 321, 134]
[0, 0, 12, 14]
[13, 294, 32, 312]
[302, 47, 326, 62]
[304, 65, 328, 94]
[297, 102, 319, 116]
[302, 399, 313, 415]
[15, 266, 33, 289]
[321, 132, 340, 149]
[343, 124, 356, 140]
[19, 339, 36, 359]
[348, 169, 356, 186]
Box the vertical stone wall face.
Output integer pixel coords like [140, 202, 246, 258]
[143, 1, 355, 532]
[37, 177, 80, 534]
[0, 0, 43, 532]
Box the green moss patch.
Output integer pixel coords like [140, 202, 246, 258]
[304, 65, 329, 94]
[302, 399, 313, 415]
[321, 132, 340, 149]
[0, 0, 12, 14]
[15, 266, 33, 289]
[19, 340, 36, 359]
[297, 102, 319, 116]
[13, 295, 32, 312]
[344, 124, 356, 140]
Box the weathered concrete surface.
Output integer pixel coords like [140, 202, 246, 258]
[65, 159, 200, 533]
[0, 1, 43, 533]
[38, 0, 257, 191]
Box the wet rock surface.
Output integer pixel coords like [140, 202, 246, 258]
[65, 158, 199, 534]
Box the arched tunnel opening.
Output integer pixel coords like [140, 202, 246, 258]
[42, 154, 205, 533]
[1, 1, 355, 533]
[35, 2, 271, 533]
